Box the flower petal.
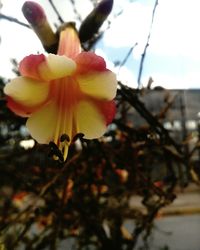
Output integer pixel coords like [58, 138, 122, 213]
[6, 97, 36, 117]
[96, 100, 116, 125]
[26, 102, 58, 144]
[57, 24, 81, 58]
[19, 54, 46, 80]
[4, 76, 49, 108]
[75, 100, 107, 139]
[38, 54, 76, 81]
[77, 71, 117, 100]
[75, 52, 106, 74]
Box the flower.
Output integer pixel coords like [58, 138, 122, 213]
[4, 23, 117, 161]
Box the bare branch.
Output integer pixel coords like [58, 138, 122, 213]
[118, 81, 183, 155]
[118, 42, 138, 73]
[39, 152, 80, 197]
[69, 0, 82, 23]
[0, 13, 30, 28]
[137, 0, 159, 88]
[48, 0, 64, 24]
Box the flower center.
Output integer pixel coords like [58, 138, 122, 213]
[49, 76, 82, 160]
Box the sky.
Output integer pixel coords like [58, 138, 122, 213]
[0, 0, 200, 89]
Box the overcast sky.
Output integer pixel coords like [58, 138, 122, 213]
[0, 0, 200, 89]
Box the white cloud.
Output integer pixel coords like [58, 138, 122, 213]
[149, 0, 200, 59]
[103, 0, 200, 62]
[103, 2, 152, 48]
[147, 70, 200, 89]
[117, 66, 137, 87]
[102, 0, 200, 89]
[147, 73, 185, 89]
[181, 71, 200, 89]
[0, 22, 44, 78]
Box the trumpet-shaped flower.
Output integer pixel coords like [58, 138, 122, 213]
[4, 24, 117, 160]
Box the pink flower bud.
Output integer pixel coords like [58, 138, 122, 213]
[22, 1, 58, 53]
[22, 1, 46, 26]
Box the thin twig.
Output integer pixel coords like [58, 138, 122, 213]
[0, 13, 30, 28]
[137, 0, 159, 88]
[118, 82, 183, 155]
[11, 219, 33, 248]
[118, 43, 138, 74]
[70, 0, 82, 23]
[48, 0, 64, 24]
[39, 152, 80, 197]
[50, 179, 68, 250]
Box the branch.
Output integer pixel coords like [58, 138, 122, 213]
[118, 82, 183, 155]
[69, 0, 82, 23]
[48, 0, 64, 24]
[39, 152, 80, 197]
[137, 0, 159, 87]
[0, 13, 30, 28]
[118, 43, 138, 73]
[49, 179, 68, 250]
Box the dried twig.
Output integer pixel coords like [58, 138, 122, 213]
[118, 43, 138, 74]
[48, 0, 64, 24]
[0, 13, 30, 28]
[118, 82, 183, 155]
[137, 0, 159, 87]
[69, 0, 82, 23]
[39, 152, 80, 197]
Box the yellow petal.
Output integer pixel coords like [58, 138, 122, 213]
[39, 54, 76, 81]
[75, 101, 107, 139]
[77, 71, 117, 100]
[4, 76, 49, 107]
[26, 102, 58, 144]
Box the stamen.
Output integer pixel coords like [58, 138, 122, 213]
[54, 106, 63, 145]
[49, 141, 58, 150]
[53, 79, 66, 144]
[49, 141, 64, 162]
[52, 76, 80, 161]
[60, 135, 70, 161]
[72, 133, 84, 142]
[60, 133, 70, 142]
[63, 144, 69, 161]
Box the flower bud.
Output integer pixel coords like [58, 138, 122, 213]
[22, 1, 46, 25]
[22, 1, 58, 53]
[79, 0, 113, 43]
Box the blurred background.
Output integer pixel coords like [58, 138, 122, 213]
[0, 1, 200, 249]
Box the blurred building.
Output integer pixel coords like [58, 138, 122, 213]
[126, 88, 200, 165]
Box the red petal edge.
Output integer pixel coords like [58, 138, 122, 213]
[75, 52, 107, 74]
[96, 99, 116, 125]
[19, 54, 46, 80]
[7, 96, 39, 117]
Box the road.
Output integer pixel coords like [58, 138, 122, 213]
[134, 214, 200, 250]
[58, 186, 200, 250]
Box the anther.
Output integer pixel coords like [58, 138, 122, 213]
[49, 141, 58, 150]
[49, 141, 64, 162]
[60, 134, 70, 142]
[72, 133, 85, 142]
